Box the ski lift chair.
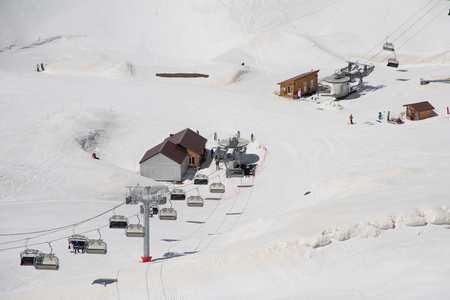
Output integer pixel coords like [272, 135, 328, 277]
[20, 249, 42, 266]
[387, 58, 399, 68]
[34, 242, 59, 270]
[20, 239, 41, 266]
[383, 42, 395, 51]
[125, 224, 145, 237]
[230, 168, 245, 178]
[159, 208, 177, 220]
[170, 189, 186, 200]
[68, 234, 89, 253]
[85, 229, 107, 254]
[125, 215, 145, 237]
[209, 182, 225, 193]
[193, 174, 208, 185]
[187, 195, 204, 207]
[109, 215, 129, 228]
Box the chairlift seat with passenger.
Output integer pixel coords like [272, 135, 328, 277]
[109, 215, 129, 228]
[170, 189, 186, 200]
[20, 249, 42, 266]
[85, 239, 107, 254]
[68, 234, 89, 253]
[193, 174, 208, 185]
[125, 224, 145, 237]
[387, 58, 399, 68]
[159, 208, 177, 220]
[209, 182, 225, 193]
[187, 195, 204, 207]
[34, 253, 59, 270]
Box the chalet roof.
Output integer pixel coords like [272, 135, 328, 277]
[139, 139, 187, 164]
[277, 70, 320, 84]
[403, 101, 435, 112]
[167, 128, 207, 155]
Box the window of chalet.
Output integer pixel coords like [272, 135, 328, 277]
[188, 157, 196, 165]
[310, 79, 315, 88]
[287, 86, 293, 94]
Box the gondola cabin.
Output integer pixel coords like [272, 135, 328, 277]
[20, 249, 41, 266]
[170, 189, 186, 200]
[193, 174, 208, 185]
[109, 215, 129, 228]
[85, 239, 107, 254]
[187, 195, 204, 207]
[159, 208, 177, 220]
[209, 183, 225, 193]
[125, 224, 145, 237]
[403, 101, 435, 121]
[34, 253, 59, 270]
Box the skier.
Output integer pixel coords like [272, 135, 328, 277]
[237, 131, 240, 138]
[378, 112, 382, 120]
[210, 148, 214, 158]
[40, 63, 45, 71]
[74, 241, 80, 253]
[251, 133, 254, 142]
[215, 160, 220, 170]
[349, 114, 354, 124]
[92, 153, 99, 159]
[36, 64, 40, 72]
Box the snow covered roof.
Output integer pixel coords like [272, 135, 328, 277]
[402, 101, 435, 112]
[277, 70, 320, 84]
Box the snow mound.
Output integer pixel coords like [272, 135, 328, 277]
[45, 61, 133, 78]
[423, 207, 450, 225]
[317, 100, 343, 110]
[369, 216, 396, 230]
[322, 222, 381, 241]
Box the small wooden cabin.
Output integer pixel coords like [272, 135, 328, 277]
[278, 70, 320, 98]
[403, 101, 435, 121]
[139, 128, 207, 181]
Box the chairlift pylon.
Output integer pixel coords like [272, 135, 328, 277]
[34, 242, 59, 270]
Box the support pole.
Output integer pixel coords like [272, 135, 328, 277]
[142, 201, 151, 262]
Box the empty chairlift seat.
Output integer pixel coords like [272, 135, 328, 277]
[187, 195, 204, 207]
[159, 208, 177, 220]
[209, 183, 225, 193]
[20, 249, 41, 266]
[383, 42, 395, 51]
[170, 189, 186, 200]
[109, 215, 129, 228]
[85, 239, 107, 254]
[34, 253, 59, 270]
[193, 174, 208, 185]
[230, 168, 244, 178]
[125, 224, 145, 237]
[387, 58, 399, 68]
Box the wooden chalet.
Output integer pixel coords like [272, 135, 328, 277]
[403, 101, 435, 121]
[278, 70, 320, 98]
[139, 128, 207, 181]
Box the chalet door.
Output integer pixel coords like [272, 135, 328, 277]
[304, 82, 307, 93]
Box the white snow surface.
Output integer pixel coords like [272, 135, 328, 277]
[1, 0, 450, 299]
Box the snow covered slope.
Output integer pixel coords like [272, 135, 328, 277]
[1, 0, 450, 299]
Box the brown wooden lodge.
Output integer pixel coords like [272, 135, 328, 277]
[278, 70, 319, 98]
[403, 101, 435, 121]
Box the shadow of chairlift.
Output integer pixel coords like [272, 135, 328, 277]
[92, 278, 117, 287]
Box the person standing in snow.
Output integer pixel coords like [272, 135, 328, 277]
[349, 114, 354, 124]
[210, 148, 214, 158]
[251, 133, 254, 142]
[215, 160, 220, 170]
[36, 64, 40, 72]
[40, 63, 45, 71]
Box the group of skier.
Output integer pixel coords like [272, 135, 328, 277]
[36, 63, 45, 72]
